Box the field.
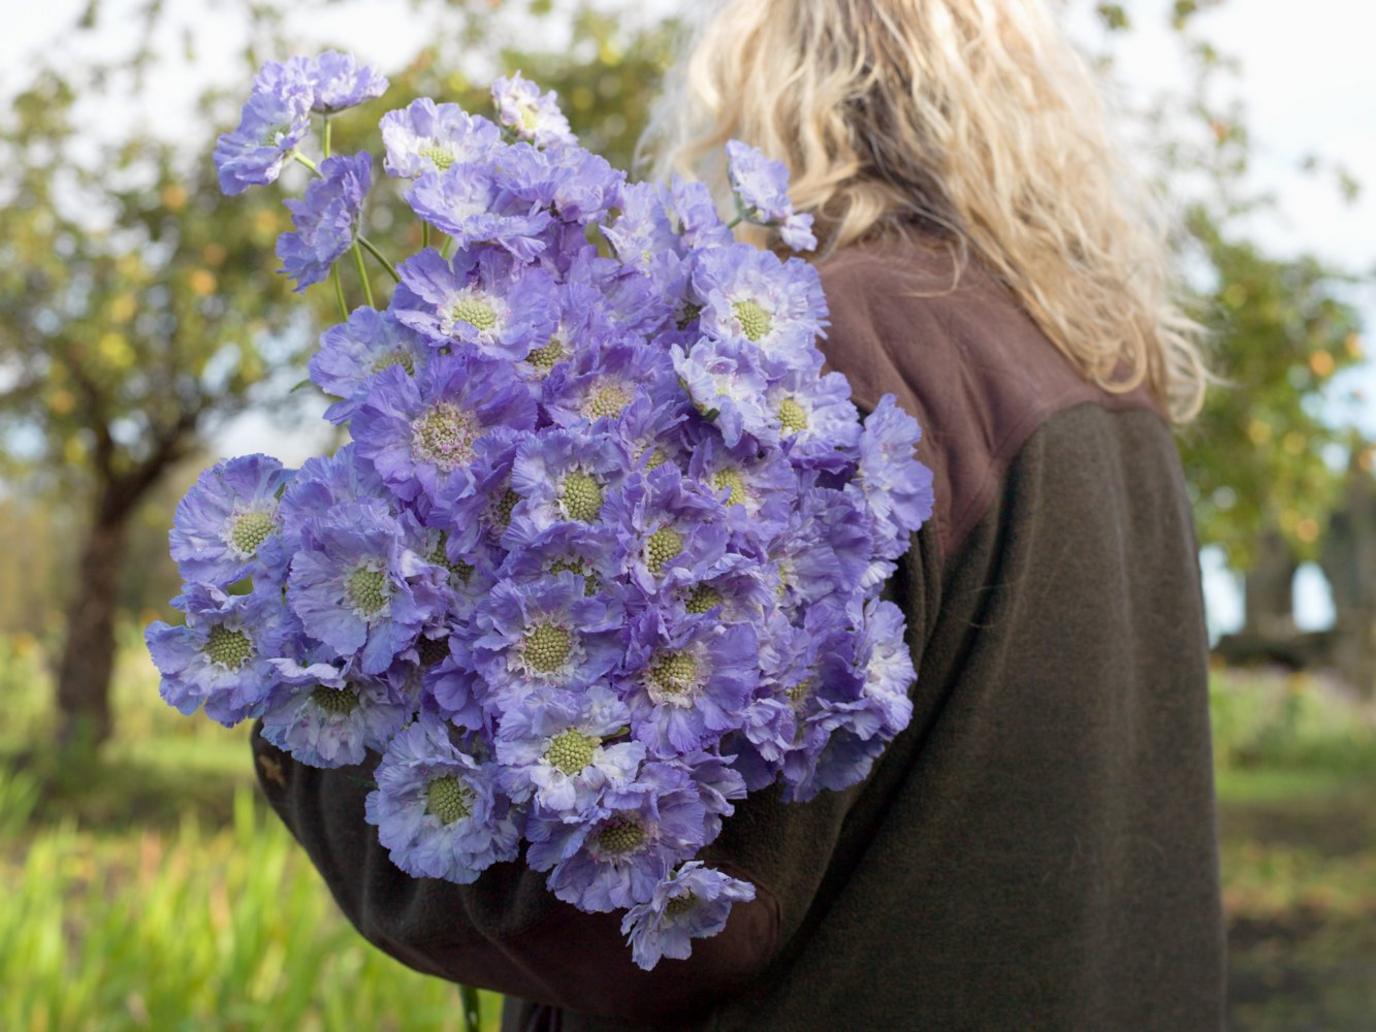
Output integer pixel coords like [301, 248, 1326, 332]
[2, 631, 1374, 1030]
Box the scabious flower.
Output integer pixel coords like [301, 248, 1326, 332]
[213, 62, 313, 195]
[379, 98, 502, 178]
[603, 469, 730, 597]
[406, 164, 552, 261]
[765, 359, 862, 472]
[365, 715, 520, 883]
[350, 353, 536, 506]
[305, 51, 388, 113]
[724, 139, 817, 251]
[286, 502, 443, 674]
[261, 653, 411, 767]
[693, 245, 828, 371]
[393, 247, 558, 361]
[491, 72, 575, 148]
[529, 760, 709, 912]
[847, 395, 936, 566]
[277, 152, 372, 291]
[508, 429, 627, 534]
[466, 572, 624, 707]
[496, 685, 645, 815]
[672, 337, 775, 449]
[169, 454, 292, 585]
[621, 862, 756, 970]
[310, 306, 430, 423]
[145, 583, 294, 726]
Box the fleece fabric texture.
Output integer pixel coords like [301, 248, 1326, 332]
[251, 236, 1226, 1031]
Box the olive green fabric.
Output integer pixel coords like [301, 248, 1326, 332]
[251, 239, 1225, 1031]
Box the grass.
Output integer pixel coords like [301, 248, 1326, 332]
[2, 632, 1374, 1029]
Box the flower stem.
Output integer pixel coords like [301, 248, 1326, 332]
[292, 151, 321, 176]
[330, 265, 349, 322]
[323, 117, 333, 159]
[352, 241, 375, 309]
[440, 235, 455, 260]
[726, 214, 744, 229]
[357, 235, 401, 283]
[422, 221, 431, 249]
[460, 985, 480, 1032]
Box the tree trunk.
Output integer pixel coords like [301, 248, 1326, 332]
[1321, 464, 1376, 696]
[55, 509, 129, 749]
[1243, 528, 1298, 637]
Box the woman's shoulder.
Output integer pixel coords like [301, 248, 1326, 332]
[814, 232, 1163, 557]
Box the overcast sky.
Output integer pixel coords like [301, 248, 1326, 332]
[4, 0, 1373, 635]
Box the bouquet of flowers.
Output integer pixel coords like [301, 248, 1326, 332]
[148, 52, 933, 971]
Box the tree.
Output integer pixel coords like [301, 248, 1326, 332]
[0, 70, 306, 746]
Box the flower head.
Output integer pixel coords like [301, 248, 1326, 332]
[277, 152, 372, 291]
[724, 139, 816, 251]
[694, 245, 828, 372]
[621, 862, 756, 970]
[491, 72, 575, 148]
[310, 306, 430, 424]
[406, 164, 552, 261]
[365, 715, 520, 883]
[262, 653, 411, 767]
[213, 63, 313, 195]
[379, 99, 501, 179]
[169, 454, 292, 586]
[305, 51, 388, 114]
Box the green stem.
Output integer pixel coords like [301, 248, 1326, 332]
[440, 235, 455, 260]
[330, 265, 349, 322]
[292, 151, 321, 176]
[323, 117, 333, 159]
[726, 214, 745, 229]
[357, 235, 401, 283]
[352, 241, 375, 309]
[460, 985, 481, 1032]
[422, 221, 431, 249]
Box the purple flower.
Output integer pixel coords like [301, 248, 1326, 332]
[213, 63, 313, 195]
[622, 615, 759, 756]
[854, 598, 916, 737]
[276, 444, 392, 557]
[668, 178, 733, 251]
[499, 521, 624, 597]
[349, 353, 536, 506]
[693, 245, 828, 372]
[393, 247, 558, 361]
[528, 760, 708, 912]
[621, 862, 756, 970]
[542, 338, 683, 433]
[406, 164, 552, 261]
[145, 583, 294, 727]
[169, 454, 292, 586]
[286, 503, 443, 674]
[508, 429, 627, 534]
[310, 307, 429, 424]
[379, 99, 502, 178]
[671, 337, 775, 449]
[602, 182, 682, 272]
[685, 436, 795, 543]
[768, 481, 873, 616]
[765, 359, 862, 472]
[277, 152, 372, 291]
[495, 685, 645, 816]
[305, 51, 388, 114]
[846, 395, 934, 566]
[491, 72, 575, 148]
[261, 653, 411, 767]
[467, 572, 624, 707]
[365, 715, 521, 883]
[724, 139, 816, 251]
[603, 469, 729, 597]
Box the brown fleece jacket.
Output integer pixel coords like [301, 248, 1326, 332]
[252, 234, 1226, 1031]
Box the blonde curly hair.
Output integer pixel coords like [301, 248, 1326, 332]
[642, 0, 1208, 422]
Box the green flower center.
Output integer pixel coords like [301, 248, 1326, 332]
[229, 509, 275, 557]
[713, 468, 747, 507]
[545, 729, 598, 775]
[412, 402, 478, 472]
[596, 816, 646, 855]
[348, 567, 389, 616]
[204, 624, 252, 669]
[584, 382, 632, 420]
[526, 337, 567, 374]
[778, 397, 809, 433]
[524, 622, 573, 674]
[787, 677, 815, 709]
[684, 584, 722, 615]
[429, 540, 474, 584]
[420, 145, 456, 171]
[646, 527, 684, 575]
[665, 893, 698, 918]
[425, 775, 473, 825]
[259, 123, 289, 147]
[449, 297, 499, 334]
[561, 471, 604, 523]
[649, 650, 699, 697]
[733, 299, 773, 342]
[491, 487, 520, 531]
[371, 349, 416, 375]
[310, 685, 359, 715]
[645, 448, 668, 471]
[551, 557, 599, 596]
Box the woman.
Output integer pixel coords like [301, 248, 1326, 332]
[253, 1, 1225, 1027]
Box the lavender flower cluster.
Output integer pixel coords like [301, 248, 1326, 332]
[149, 53, 933, 970]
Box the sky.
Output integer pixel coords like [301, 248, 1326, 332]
[3, 0, 1373, 637]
